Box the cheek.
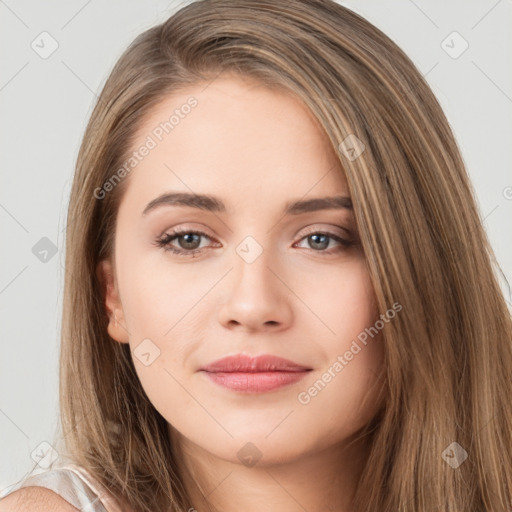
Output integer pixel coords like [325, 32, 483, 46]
[117, 255, 201, 337]
[293, 259, 384, 424]
[115, 259, 205, 393]
[294, 256, 377, 341]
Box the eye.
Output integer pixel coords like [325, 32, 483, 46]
[153, 227, 356, 258]
[154, 229, 218, 257]
[293, 229, 355, 255]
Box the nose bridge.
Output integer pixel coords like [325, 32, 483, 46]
[235, 233, 267, 266]
[216, 231, 293, 330]
[232, 233, 275, 289]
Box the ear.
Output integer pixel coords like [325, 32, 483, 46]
[96, 259, 130, 344]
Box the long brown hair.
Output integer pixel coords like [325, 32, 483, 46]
[55, 0, 512, 510]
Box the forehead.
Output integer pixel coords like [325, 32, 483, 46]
[120, 75, 348, 214]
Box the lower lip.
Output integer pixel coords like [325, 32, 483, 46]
[200, 370, 310, 392]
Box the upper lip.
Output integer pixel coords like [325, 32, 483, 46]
[200, 354, 312, 373]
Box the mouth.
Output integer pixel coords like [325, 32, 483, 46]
[199, 353, 313, 393]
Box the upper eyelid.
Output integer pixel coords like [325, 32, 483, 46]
[163, 225, 351, 240]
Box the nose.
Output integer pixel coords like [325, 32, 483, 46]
[217, 245, 294, 333]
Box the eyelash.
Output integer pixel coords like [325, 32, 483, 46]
[153, 227, 355, 258]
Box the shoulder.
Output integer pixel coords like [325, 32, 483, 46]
[0, 486, 80, 511]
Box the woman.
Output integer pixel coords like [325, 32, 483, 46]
[2, 0, 511, 511]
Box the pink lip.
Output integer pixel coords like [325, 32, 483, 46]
[199, 354, 312, 393]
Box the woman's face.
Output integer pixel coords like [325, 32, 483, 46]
[98, 74, 385, 466]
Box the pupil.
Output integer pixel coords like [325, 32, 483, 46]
[310, 234, 328, 250]
[181, 233, 199, 249]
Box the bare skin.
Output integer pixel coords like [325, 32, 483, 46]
[98, 73, 385, 512]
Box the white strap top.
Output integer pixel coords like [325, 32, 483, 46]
[1, 464, 124, 512]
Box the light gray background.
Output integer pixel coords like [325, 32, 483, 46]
[1, 0, 511, 493]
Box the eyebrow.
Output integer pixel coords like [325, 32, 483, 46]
[142, 192, 353, 216]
